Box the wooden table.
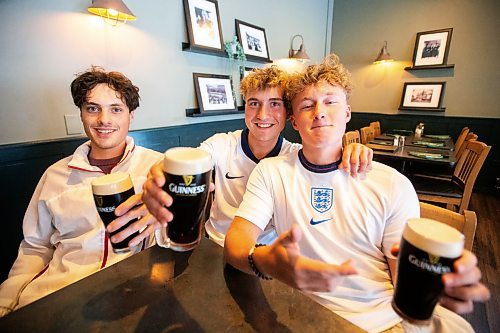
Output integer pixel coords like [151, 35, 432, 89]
[0, 238, 363, 333]
[368, 134, 456, 174]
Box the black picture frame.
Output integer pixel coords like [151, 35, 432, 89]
[183, 0, 224, 53]
[193, 73, 238, 115]
[235, 19, 271, 63]
[411, 28, 453, 68]
[399, 82, 446, 112]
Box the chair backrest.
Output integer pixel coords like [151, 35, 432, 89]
[455, 132, 478, 159]
[452, 140, 491, 213]
[419, 202, 477, 251]
[360, 126, 375, 144]
[342, 130, 360, 147]
[370, 121, 381, 137]
[453, 127, 470, 156]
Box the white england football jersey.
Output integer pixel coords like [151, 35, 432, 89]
[236, 150, 420, 332]
[200, 129, 301, 246]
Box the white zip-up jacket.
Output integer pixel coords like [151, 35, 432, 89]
[0, 137, 162, 316]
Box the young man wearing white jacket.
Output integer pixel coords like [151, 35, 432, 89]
[0, 67, 162, 316]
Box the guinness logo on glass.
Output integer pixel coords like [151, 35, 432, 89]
[183, 175, 194, 186]
[428, 254, 440, 265]
[96, 196, 103, 207]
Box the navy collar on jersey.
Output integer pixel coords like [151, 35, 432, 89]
[241, 128, 284, 164]
[298, 149, 342, 173]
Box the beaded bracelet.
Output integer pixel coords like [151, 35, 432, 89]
[248, 243, 273, 280]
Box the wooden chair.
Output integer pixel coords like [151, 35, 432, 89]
[455, 132, 478, 160]
[453, 127, 470, 158]
[342, 130, 360, 147]
[370, 121, 381, 137]
[411, 141, 491, 214]
[360, 126, 375, 144]
[420, 202, 477, 251]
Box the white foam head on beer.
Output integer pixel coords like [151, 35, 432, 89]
[91, 172, 133, 195]
[163, 147, 212, 175]
[404, 218, 464, 258]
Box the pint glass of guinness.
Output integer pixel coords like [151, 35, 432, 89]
[162, 147, 212, 252]
[392, 218, 464, 325]
[92, 172, 139, 254]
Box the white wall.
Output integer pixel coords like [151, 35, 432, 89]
[0, 0, 331, 145]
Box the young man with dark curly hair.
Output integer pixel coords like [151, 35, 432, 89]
[0, 67, 162, 316]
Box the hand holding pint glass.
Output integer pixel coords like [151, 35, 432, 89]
[392, 218, 464, 325]
[92, 172, 140, 253]
[162, 147, 212, 252]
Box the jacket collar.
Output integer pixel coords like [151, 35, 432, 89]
[68, 136, 136, 173]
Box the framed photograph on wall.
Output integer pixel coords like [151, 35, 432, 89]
[399, 82, 446, 112]
[193, 73, 238, 115]
[183, 0, 224, 51]
[235, 19, 271, 62]
[411, 28, 453, 68]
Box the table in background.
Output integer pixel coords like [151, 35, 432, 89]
[369, 134, 456, 174]
[0, 238, 363, 333]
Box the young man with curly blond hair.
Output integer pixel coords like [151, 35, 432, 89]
[223, 55, 490, 332]
[120, 66, 373, 248]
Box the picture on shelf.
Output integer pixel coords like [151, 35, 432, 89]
[193, 73, 238, 115]
[411, 28, 453, 67]
[399, 82, 446, 111]
[235, 19, 270, 62]
[184, 0, 224, 51]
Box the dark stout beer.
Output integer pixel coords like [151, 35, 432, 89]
[92, 172, 139, 253]
[392, 218, 464, 325]
[162, 147, 212, 252]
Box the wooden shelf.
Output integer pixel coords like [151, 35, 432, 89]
[244, 55, 273, 64]
[186, 106, 245, 117]
[404, 64, 455, 71]
[399, 107, 446, 113]
[182, 43, 227, 57]
[182, 42, 272, 63]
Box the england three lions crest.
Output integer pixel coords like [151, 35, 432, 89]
[311, 188, 333, 213]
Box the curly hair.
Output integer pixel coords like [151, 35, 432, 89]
[239, 66, 288, 100]
[285, 54, 353, 116]
[70, 66, 140, 112]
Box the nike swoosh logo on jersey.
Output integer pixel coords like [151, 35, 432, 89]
[225, 172, 244, 179]
[310, 218, 332, 225]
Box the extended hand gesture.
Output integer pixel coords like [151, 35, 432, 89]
[255, 225, 357, 292]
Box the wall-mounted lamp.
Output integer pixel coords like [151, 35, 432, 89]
[289, 34, 310, 61]
[88, 0, 136, 26]
[373, 41, 394, 64]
